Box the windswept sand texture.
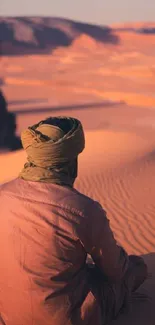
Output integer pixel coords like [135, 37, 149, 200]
[0, 17, 155, 324]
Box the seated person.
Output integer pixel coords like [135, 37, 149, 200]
[0, 117, 148, 325]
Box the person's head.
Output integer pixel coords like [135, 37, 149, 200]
[19, 116, 85, 187]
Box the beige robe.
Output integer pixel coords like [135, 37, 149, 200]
[0, 178, 129, 325]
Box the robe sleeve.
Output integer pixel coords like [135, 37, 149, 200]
[87, 202, 129, 282]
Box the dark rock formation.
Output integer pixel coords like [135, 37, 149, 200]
[0, 90, 22, 150]
[0, 17, 119, 56]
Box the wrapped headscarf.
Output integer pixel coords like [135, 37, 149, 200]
[19, 117, 85, 186]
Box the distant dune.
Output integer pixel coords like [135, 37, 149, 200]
[0, 17, 119, 55]
[1, 17, 155, 56]
[1, 17, 155, 108]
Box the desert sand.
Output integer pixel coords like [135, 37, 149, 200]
[0, 17, 155, 324]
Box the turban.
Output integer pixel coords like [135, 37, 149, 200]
[19, 117, 85, 186]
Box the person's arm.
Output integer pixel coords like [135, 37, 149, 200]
[87, 202, 129, 283]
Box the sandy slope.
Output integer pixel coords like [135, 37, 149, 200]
[1, 20, 155, 325]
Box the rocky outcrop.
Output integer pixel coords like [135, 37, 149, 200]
[0, 17, 119, 56]
[0, 90, 21, 150]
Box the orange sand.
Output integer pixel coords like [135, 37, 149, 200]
[1, 22, 155, 324]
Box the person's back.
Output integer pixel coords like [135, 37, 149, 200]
[0, 178, 104, 324]
[0, 117, 148, 325]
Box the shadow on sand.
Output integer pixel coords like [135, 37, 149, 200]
[111, 252, 155, 325]
[8, 98, 49, 106]
[12, 100, 125, 116]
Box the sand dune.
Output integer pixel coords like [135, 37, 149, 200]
[1, 20, 155, 108]
[0, 17, 118, 55]
[1, 16, 155, 325]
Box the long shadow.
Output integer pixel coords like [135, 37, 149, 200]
[8, 98, 48, 106]
[138, 28, 155, 34]
[111, 252, 155, 325]
[12, 100, 125, 116]
[0, 17, 120, 56]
